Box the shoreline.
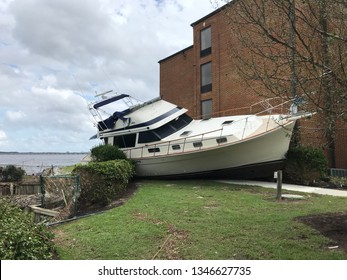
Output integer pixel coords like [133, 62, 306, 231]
[0, 152, 88, 155]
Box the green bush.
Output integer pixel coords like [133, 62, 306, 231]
[0, 165, 25, 182]
[329, 176, 347, 188]
[72, 160, 135, 209]
[0, 198, 56, 259]
[90, 144, 126, 162]
[284, 146, 328, 185]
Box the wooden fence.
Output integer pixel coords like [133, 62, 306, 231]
[0, 181, 40, 196]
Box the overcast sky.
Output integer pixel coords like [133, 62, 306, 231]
[0, 0, 224, 152]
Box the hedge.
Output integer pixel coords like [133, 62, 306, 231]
[72, 160, 135, 210]
[90, 144, 127, 162]
[284, 146, 328, 185]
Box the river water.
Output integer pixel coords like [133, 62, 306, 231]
[0, 153, 89, 175]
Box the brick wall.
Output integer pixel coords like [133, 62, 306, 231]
[158, 6, 347, 169]
[159, 8, 262, 118]
[159, 46, 196, 116]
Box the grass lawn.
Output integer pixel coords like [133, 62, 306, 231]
[52, 180, 347, 260]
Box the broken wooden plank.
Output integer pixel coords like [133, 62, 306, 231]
[29, 205, 59, 217]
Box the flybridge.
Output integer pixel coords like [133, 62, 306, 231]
[93, 94, 130, 109]
[89, 92, 135, 131]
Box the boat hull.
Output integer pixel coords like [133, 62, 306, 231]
[133, 122, 294, 179]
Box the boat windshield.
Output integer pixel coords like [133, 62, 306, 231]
[138, 114, 192, 144]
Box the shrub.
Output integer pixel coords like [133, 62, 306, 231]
[0, 165, 25, 182]
[90, 144, 126, 162]
[0, 198, 56, 259]
[329, 176, 347, 188]
[72, 160, 135, 209]
[284, 146, 328, 185]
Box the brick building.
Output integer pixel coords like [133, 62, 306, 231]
[159, 5, 256, 119]
[159, 4, 347, 169]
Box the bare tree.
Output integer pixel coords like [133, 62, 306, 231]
[217, 0, 347, 166]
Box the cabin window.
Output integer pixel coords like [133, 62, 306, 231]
[193, 142, 203, 148]
[172, 144, 181, 150]
[222, 120, 234, 125]
[138, 114, 193, 144]
[200, 27, 211, 57]
[148, 148, 160, 153]
[201, 62, 212, 93]
[154, 123, 176, 139]
[216, 137, 227, 144]
[171, 114, 192, 130]
[138, 131, 161, 144]
[201, 99, 213, 120]
[113, 134, 136, 148]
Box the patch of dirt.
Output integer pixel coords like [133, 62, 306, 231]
[297, 212, 347, 252]
[131, 208, 190, 260]
[153, 224, 190, 260]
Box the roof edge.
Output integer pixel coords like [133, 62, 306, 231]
[190, 1, 235, 27]
[158, 45, 193, 64]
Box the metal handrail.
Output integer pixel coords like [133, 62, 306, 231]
[120, 98, 295, 159]
[123, 126, 225, 158]
[123, 115, 290, 160]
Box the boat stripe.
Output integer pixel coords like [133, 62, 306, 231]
[102, 107, 182, 133]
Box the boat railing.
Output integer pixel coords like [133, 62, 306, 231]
[124, 126, 227, 159]
[124, 113, 289, 160]
[210, 97, 293, 119]
[123, 98, 296, 159]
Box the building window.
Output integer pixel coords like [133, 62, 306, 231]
[200, 62, 212, 93]
[201, 99, 213, 119]
[200, 27, 211, 57]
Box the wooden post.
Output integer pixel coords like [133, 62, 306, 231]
[10, 183, 14, 195]
[276, 170, 283, 200]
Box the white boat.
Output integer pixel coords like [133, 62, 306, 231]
[88, 92, 311, 179]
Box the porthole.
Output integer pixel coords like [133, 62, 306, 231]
[172, 145, 181, 150]
[148, 148, 160, 153]
[216, 137, 227, 144]
[193, 142, 203, 148]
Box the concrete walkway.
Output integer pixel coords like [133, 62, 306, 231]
[218, 180, 347, 197]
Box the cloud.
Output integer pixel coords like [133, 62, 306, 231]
[0, 0, 218, 152]
[0, 129, 7, 141]
[0, 129, 9, 148]
[5, 110, 26, 122]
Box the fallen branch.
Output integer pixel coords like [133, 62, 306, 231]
[152, 234, 172, 260]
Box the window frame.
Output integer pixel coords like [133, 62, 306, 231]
[200, 26, 211, 57]
[201, 99, 213, 120]
[113, 134, 137, 148]
[200, 62, 212, 93]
